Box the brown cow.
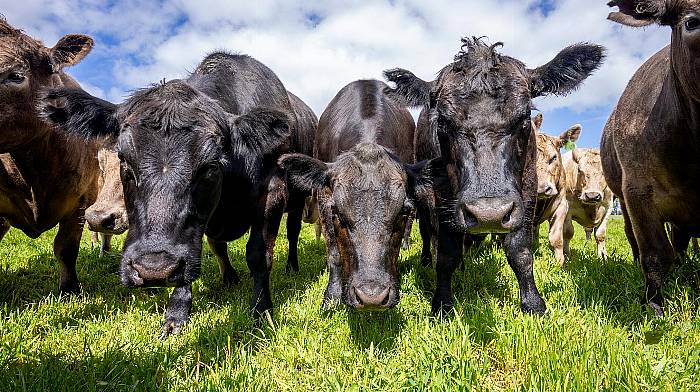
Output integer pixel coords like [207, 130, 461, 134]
[0, 18, 98, 293]
[532, 113, 582, 265]
[602, 0, 700, 315]
[562, 148, 614, 261]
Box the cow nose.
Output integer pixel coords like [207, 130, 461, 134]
[583, 192, 602, 202]
[130, 254, 180, 283]
[99, 213, 116, 231]
[352, 283, 391, 309]
[463, 198, 516, 233]
[544, 184, 557, 197]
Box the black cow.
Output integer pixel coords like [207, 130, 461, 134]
[40, 52, 294, 337]
[384, 37, 604, 314]
[280, 80, 428, 310]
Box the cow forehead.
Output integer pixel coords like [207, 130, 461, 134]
[0, 35, 50, 71]
[536, 134, 558, 153]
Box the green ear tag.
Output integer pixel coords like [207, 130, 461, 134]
[564, 141, 576, 151]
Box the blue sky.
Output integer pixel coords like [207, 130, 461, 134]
[4, 0, 670, 148]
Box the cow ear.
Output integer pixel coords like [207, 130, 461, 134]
[38, 87, 119, 140]
[572, 148, 583, 163]
[229, 108, 290, 156]
[533, 113, 544, 130]
[50, 34, 94, 71]
[607, 0, 669, 27]
[404, 159, 433, 200]
[278, 153, 329, 192]
[559, 124, 582, 147]
[383, 68, 432, 108]
[529, 44, 605, 97]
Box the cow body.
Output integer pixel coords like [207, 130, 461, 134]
[561, 149, 613, 260]
[602, 0, 700, 315]
[385, 37, 604, 314]
[0, 18, 98, 293]
[281, 79, 420, 310]
[532, 114, 581, 265]
[41, 52, 293, 336]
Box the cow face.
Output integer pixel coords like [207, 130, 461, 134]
[40, 81, 289, 288]
[533, 114, 581, 200]
[608, 1, 700, 97]
[0, 18, 92, 150]
[280, 144, 429, 310]
[385, 38, 604, 234]
[86, 148, 128, 235]
[572, 149, 609, 205]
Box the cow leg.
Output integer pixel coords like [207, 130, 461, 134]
[417, 213, 433, 267]
[431, 224, 462, 315]
[320, 211, 342, 310]
[548, 200, 567, 265]
[0, 217, 10, 242]
[207, 237, 240, 286]
[315, 222, 322, 241]
[595, 207, 613, 260]
[667, 224, 690, 261]
[285, 197, 304, 273]
[504, 227, 546, 315]
[620, 200, 639, 262]
[99, 233, 112, 257]
[246, 174, 286, 317]
[625, 194, 673, 316]
[161, 284, 192, 338]
[562, 215, 575, 260]
[54, 214, 85, 294]
[402, 209, 415, 250]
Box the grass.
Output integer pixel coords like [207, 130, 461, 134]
[0, 216, 699, 391]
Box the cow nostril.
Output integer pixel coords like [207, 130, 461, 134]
[502, 202, 515, 227]
[101, 214, 116, 230]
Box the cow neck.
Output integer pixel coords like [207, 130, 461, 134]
[8, 123, 88, 199]
[669, 33, 700, 137]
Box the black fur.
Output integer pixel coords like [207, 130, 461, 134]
[529, 44, 606, 97]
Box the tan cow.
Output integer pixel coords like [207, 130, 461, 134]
[562, 148, 614, 261]
[0, 18, 100, 292]
[532, 113, 581, 265]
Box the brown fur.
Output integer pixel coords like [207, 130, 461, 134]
[562, 148, 614, 261]
[533, 113, 581, 265]
[0, 18, 98, 293]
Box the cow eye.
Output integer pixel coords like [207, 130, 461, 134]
[549, 155, 557, 164]
[5, 71, 25, 85]
[685, 17, 700, 32]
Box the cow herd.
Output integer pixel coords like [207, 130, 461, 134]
[1, 1, 698, 338]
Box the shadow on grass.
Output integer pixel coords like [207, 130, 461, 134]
[346, 308, 406, 352]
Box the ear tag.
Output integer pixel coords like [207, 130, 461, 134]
[564, 141, 576, 151]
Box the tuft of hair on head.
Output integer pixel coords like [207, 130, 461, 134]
[453, 36, 504, 71]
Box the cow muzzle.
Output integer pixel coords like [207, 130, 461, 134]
[462, 197, 519, 234]
[537, 183, 558, 199]
[121, 252, 184, 287]
[581, 191, 603, 204]
[86, 208, 128, 235]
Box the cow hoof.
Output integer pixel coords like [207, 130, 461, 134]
[522, 296, 547, 315]
[59, 280, 81, 295]
[160, 318, 186, 339]
[420, 253, 433, 267]
[222, 269, 241, 286]
[431, 297, 454, 316]
[285, 262, 299, 274]
[648, 302, 665, 317]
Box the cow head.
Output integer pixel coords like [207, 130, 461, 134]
[86, 148, 128, 235]
[608, 1, 700, 98]
[385, 37, 604, 234]
[280, 143, 430, 310]
[571, 148, 609, 205]
[0, 18, 93, 150]
[533, 113, 582, 199]
[40, 80, 289, 288]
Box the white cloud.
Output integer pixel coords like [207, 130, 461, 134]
[2, 0, 671, 118]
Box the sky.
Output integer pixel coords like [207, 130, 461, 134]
[2, 0, 671, 148]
